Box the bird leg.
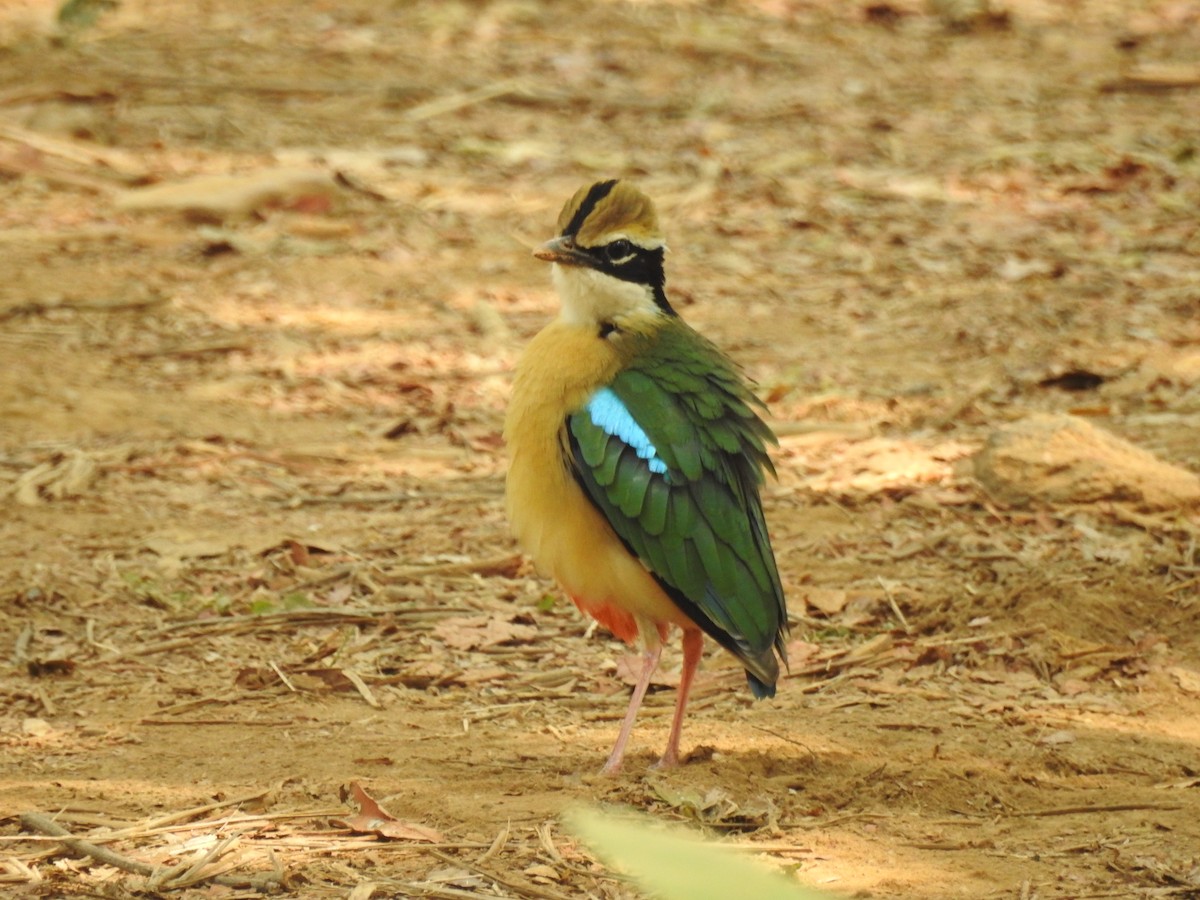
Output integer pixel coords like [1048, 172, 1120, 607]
[654, 628, 704, 770]
[600, 643, 662, 775]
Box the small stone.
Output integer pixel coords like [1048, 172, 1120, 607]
[22, 718, 53, 737]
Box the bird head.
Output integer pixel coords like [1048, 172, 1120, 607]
[535, 180, 675, 333]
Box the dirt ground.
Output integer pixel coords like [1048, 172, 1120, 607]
[2, 0, 1200, 897]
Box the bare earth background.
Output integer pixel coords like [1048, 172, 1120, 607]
[2, 1, 1199, 897]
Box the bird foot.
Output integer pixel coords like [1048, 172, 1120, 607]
[651, 749, 680, 771]
[599, 752, 625, 776]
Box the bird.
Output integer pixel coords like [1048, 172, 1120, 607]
[504, 180, 788, 774]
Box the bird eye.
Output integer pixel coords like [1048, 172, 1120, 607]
[604, 239, 633, 262]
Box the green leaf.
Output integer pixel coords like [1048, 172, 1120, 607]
[567, 807, 834, 900]
[250, 592, 313, 615]
[282, 592, 313, 610]
[57, 0, 118, 29]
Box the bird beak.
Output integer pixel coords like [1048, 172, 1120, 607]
[533, 235, 590, 267]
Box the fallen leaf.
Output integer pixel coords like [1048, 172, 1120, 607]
[144, 535, 235, 559]
[115, 168, 342, 222]
[22, 718, 54, 737]
[644, 777, 773, 830]
[803, 588, 849, 616]
[783, 639, 822, 663]
[455, 665, 510, 685]
[335, 782, 444, 842]
[1167, 666, 1200, 697]
[287, 540, 310, 566]
[997, 256, 1058, 282]
[27, 658, 76, 677]
[1101, 64, 1200, 93]
[12, 451, 98, 505]
[615, 654, 678, 688]
[288, 670, 346, 692]
[1055, 678, 1093, 697]
[1039, 730, 1077, 746]
[423, 867, 486, 889]
[433, 614, 537, 651]
[647, 777, 712, 814]
[236, 665, 365, 695]
[523, 863, 561, 882]
[1038, 370, 1106, 392]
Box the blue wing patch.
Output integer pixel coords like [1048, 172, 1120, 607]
[585, 387, 669, 475]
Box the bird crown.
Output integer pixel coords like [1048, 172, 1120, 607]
[556, 180, 664, 250]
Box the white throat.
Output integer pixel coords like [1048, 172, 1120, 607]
[552, 264, 660, 328]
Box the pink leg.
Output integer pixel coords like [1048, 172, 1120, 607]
[601, 644, 662, 775]
[655, 629, 704, 770]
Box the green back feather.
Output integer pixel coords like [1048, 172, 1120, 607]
[567, 321, 787, 692]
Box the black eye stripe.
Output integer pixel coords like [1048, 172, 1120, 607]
[576, 238, 646, 270]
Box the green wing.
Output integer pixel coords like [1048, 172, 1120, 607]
[567, 323, 787, 695]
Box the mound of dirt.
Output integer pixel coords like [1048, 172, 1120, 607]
[974, 413, 1200, 509]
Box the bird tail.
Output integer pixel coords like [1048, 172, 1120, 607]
[746, 671, 776, 699]
[743, 647, 780, 699]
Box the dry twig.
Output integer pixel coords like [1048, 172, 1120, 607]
[1011, 803, 1183, 818]
[18, 812, 283, 891]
